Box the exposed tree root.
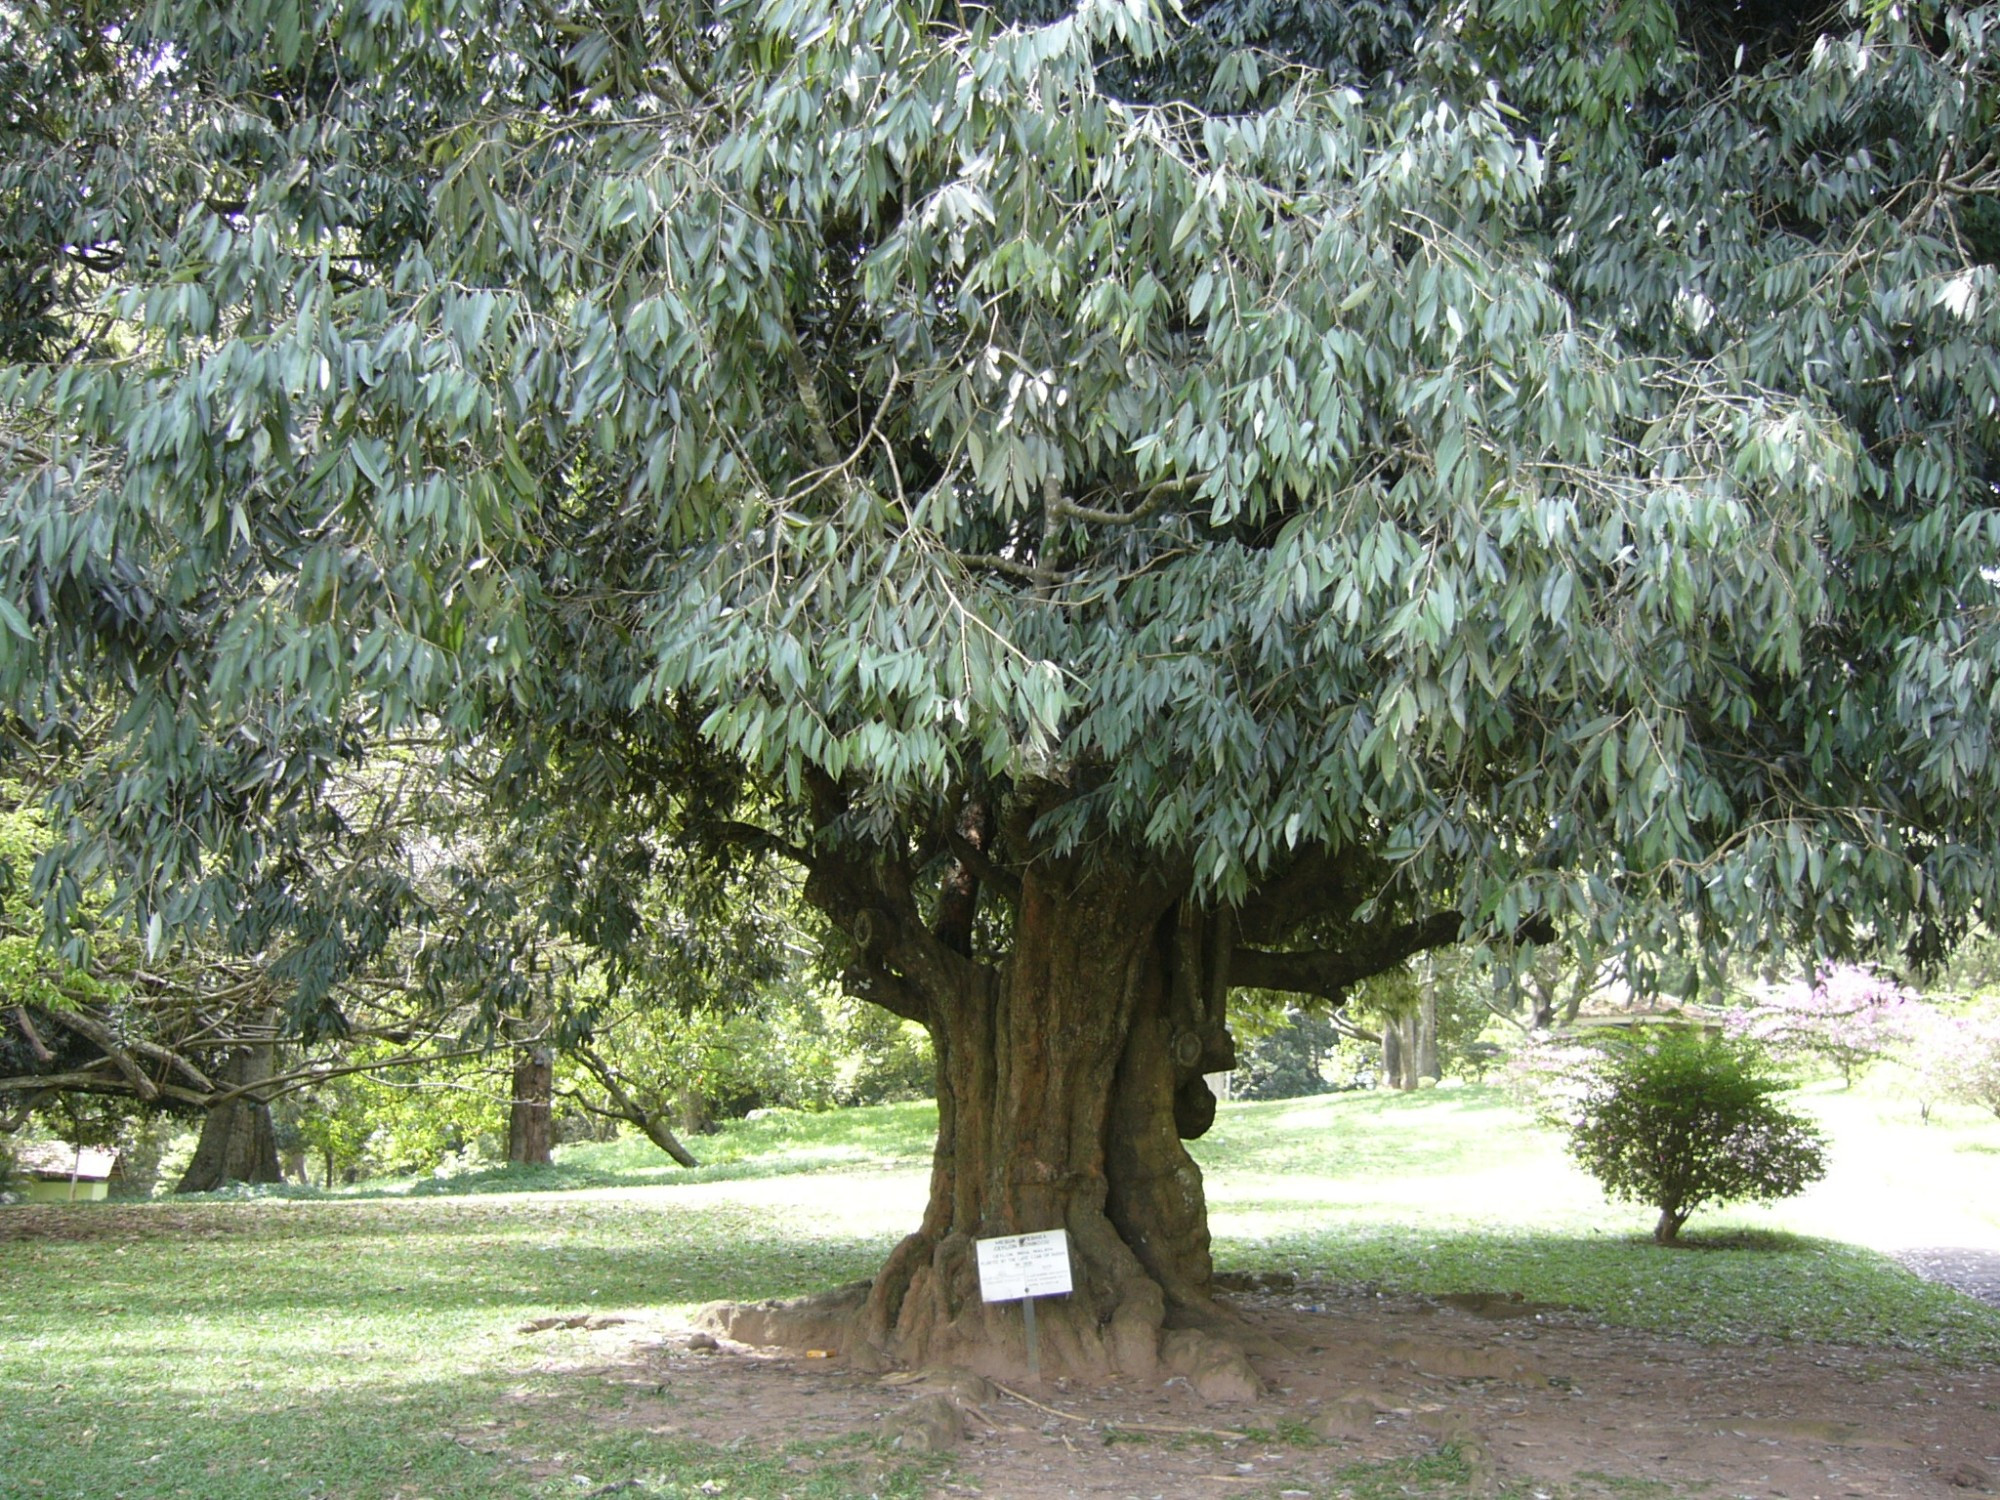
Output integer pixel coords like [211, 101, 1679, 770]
[696, 1271, 1270, 1404]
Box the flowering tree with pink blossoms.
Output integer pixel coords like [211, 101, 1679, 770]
[1904, 1006, 2000, 1119]
[1723, 965, 1923, 1087]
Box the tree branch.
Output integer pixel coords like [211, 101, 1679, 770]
[709, 819, 814, 869]
[801, 771, 992, 1021]
[775, 302, 844, 470]
[957, 552, 1068, 586]
[1230, 911, 1465, 1002]
[1049, 482, 1179, 527]
[0, 1068, 211, 1108]
[46, 1008, 158, 1101]
[945, 821, 1019, 905]
[1327, 1011, 1382, 1045]
[119, 1033, 217, 1092]
[840, 955, 932, 1025]
[567, 1046, 700, 1167]
[203, 1043, 498, 1108]
[11, 1007, 52, 1063]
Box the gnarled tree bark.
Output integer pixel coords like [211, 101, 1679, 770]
[849, 851, 1203, 1381]
[709, 786, 1464, 1386]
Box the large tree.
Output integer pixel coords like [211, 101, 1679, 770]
[7, 0, 2000, 1379]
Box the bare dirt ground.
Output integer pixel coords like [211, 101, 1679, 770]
[557, 1276, 2000, 1500]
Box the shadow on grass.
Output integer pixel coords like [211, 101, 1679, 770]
[146, 1120, 936, 1208]
[1659, 1228, 1819, 1253]
[0, 1337, 932, 1500]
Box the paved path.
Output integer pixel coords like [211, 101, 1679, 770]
[1895, 1247, 2000, 1307]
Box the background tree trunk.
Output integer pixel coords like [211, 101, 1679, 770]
[1383, 1012, 1424, 1090]
[1415, 969, 1441, 1083]
[677, 1086, 717, 1136]
[507, 1046, 554, 1166]
[177, 1044, 282, 1192]
[635, 1116, 700, 1168]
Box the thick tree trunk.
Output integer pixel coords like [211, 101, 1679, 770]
[177, 1045, 282, 1192]
[837, 858, 1248, 1386]
[508, 1046, 554, 1166]
[712, 806, 1466, 1386]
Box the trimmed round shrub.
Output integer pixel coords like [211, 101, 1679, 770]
[1558, 1028, 1828, 1244]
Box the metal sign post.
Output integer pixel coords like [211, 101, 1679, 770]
[974, 1229, 1074, 1381]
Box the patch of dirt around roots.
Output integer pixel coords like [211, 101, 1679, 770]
[549, 1274, 2000, 1499]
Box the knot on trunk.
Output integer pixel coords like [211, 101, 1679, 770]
[1174, 1074, 1218, 1139]
[851, 907, 891, 954]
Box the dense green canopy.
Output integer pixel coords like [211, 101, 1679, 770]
[6, 0, 1998, 987]
[7, 0, 2000, 1373]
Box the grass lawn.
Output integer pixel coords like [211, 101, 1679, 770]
[3, 1083, 1998, 1499]
[1197, 1079, 2000, 1355]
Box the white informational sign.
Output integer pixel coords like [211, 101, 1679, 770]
[975, 1229, 1074, 1303]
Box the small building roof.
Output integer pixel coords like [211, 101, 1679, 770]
[13, 1142, 121, 1181]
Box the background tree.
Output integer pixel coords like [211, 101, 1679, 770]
[1229, 999, 1346, 1100]
[1544, 1027, 1828, 1245]
[9, 0, 2000, 1378]
[4, 757, 594, 1186]
[1940, 1012, 2000, 1117]
[1351, 953, 1497, 1089]
[1901, 1001, 2000, 1119]
[1487, 944, 1619, 1035]
[1723, 964, 1924, 1087]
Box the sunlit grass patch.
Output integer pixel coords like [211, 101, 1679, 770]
[0, 1192, 913, 1499]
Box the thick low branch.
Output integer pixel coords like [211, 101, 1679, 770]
[2, 1038, 497, 1113]
[47, 1009, 159, 1101]
[803, 770, 995, 1021]
[841, 954, 932, 1025]
[1231, 911, 1465, 1003]
[0, 1068, 211, 1108]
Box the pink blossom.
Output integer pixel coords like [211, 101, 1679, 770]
[1722, 964, 1920, 1083]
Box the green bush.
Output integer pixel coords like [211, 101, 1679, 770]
[1557, 1028, 1827, 1244]
[1234, 1006, 1343, 1100]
